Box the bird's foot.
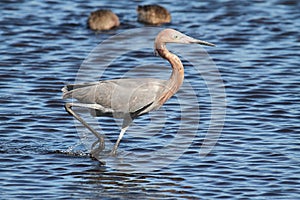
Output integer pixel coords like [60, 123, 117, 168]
[109, 148, 117, 157]
[90, 137, 105, 157]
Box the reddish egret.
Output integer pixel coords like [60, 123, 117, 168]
[62, 28, 214, 156]
[88, 10, 120, 31]
[137, 5, 171, 25]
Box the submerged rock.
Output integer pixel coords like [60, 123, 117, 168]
[88, 9, 120, 31]
[137, 5, 171, 25]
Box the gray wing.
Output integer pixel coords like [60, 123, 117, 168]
[62, 78, 167, 116]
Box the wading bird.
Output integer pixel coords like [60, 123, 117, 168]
[62, 28, 214, 156]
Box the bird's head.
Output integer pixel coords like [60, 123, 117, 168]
[155, 28, 215, 50]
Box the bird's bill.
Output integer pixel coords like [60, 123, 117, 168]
[194, 39, 215, 47]
[189, 37, 215, 46]
[183, 35, 215, 46]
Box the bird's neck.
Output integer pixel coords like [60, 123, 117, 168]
[156, 48, 184, 104]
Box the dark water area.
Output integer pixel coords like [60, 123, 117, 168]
[1, 0, 300, 199]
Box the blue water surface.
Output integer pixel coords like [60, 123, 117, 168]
[1, 0, 300, 199]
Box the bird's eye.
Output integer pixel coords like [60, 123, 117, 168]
[174, 35, 178, 39]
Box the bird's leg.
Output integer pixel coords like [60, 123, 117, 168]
[110, 126, 129, 156]
[64, 102, 105, 155]
[110, 115, 132, 156]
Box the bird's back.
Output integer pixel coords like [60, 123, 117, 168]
[62, 78, 167, 117]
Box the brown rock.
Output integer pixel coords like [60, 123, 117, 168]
[88, 9, 120, 31]
[137, 5, 171, 25]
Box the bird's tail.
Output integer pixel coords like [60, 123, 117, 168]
[61, 85, 73, 99]
[61, 82, 99, 99]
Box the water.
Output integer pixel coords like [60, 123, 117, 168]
[1, 0, 300, 199]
